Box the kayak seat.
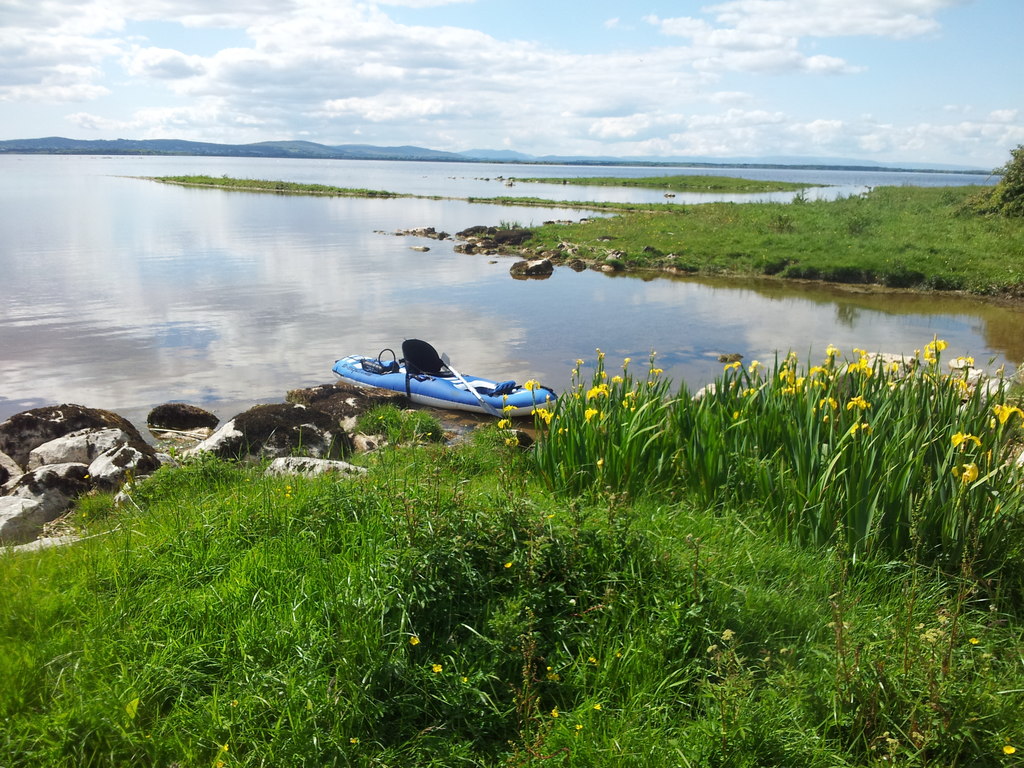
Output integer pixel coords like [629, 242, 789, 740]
[490, 380, 517, 396]
[401, 338, 454, 377]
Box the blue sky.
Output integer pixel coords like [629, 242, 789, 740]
[1, 0, 1021, 167]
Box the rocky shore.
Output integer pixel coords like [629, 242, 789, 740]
[0, 381, 410, 551]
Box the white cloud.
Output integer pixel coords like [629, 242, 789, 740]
[0, 0, 1018, 167]
[125, 46, 206, 79]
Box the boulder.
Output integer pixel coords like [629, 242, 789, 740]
[0, 450, 21, 491]
[264, 457, 368, 478]
[88, 443, 163, 490]
[0, 404, 145, 470]
[186, 403, 353, 461]
[147, 403, 220, 431]
[27, 428, 132, 470]
[5, 463, 91, 542]
[0, 498, 48, 545]
[510, 258, 554, 279]
[287, 382, 406, 430]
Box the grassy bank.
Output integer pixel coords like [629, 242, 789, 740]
[513, 174, 813, 193]
[2, 343, 1023, 767]
[525, 185, 1024, 294]
[148, 175, 408, 198]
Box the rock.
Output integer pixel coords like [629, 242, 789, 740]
[264, 457, 368, 478]
[88, 443, 163, 490]
[717, 353, 743, 364]
[0, 449, 22, 491]
[147, 403, 220, 431]
[0, 498, 47, 545]
[5, 463, 91, 542]
[287, 382, 406, 430]
[4, 534, 80, 553]
[352, 433, 385, 453]
[186, 403, 353, 461]
[27, 428, 132, 470]
[0, 404, 145, 470]
[410, 245, 430, 252]
[510, 258, 554, 279]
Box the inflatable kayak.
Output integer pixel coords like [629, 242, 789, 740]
[332, 339, 557, 418]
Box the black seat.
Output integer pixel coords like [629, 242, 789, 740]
[401, 339, 453, 377]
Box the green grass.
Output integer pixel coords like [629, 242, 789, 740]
[3, 367, 1024, 766]
[149, 175, 407, 198]
[525, 185, 1024, 294]
[513, 174, 814, 193]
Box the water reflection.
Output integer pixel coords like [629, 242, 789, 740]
[0, 156, 1017, 426]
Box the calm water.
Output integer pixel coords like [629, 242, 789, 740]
[0, 154, 1014, 426]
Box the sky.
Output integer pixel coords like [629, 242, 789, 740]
[1, 0, 1021, 168]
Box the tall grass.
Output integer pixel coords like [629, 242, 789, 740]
[532, 341, 1024, 588]
[2, 427, 1023, 765]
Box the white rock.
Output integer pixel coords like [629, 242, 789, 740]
[0, 449, 22, 492]
[0, 497, 48, 545]
[27, 428, 131, 470]
[264, 457, 367, 478]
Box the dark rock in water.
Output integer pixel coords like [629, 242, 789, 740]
[717, 353, 744, 363]
[186, 402, 353, 461]
[147, 403, 220, 431]
[0, 404, 147, 470]
[287, 382, 406, 426]
[510, 258, 554, 279]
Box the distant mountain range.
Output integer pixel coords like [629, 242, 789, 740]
[0, 136, 993, 174]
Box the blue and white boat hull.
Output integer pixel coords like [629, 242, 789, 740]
[331, 355, 556, 418]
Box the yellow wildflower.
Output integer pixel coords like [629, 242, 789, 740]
[551, 707, 560, 718]
[724, 361, 741, 371]
[533, 407, 554, 425]
[611, 375, 624, 384]
[409, 636, 420, 646]
[523, 379, 539, 391]
[432, 664, 443, 673]
[952, 463, 979, 484]
[993, 403, 1024, 424]
[825, 344, 840, 358]
[593, 703, 602, 711]
[497, 418, 512, 429]
[586, 383, 609, 400]
[650, 367, 664, 376]
[350, 737, 360, 745]
[969, 637, 980, 645]
[951, 432, 982, 449]
[504, 562, 512, 568]
[846, 395, 870, 411]
[585, 408, 599, 422]
[819, 397, 838, 411]
[748, 360, 762, 373]
[1004, 745, 1016, 755]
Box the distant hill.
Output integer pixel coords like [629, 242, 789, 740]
[0, 136, 993, 173]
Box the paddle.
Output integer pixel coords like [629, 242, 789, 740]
[441, 352, 504, 417]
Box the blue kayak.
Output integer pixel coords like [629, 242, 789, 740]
[332, 339, 556, 418]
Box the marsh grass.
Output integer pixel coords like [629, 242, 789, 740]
[512, 175, 813, 193]
[526, 186, 1024, 294]
[3, 394, 1023, 765]
[532, 342, 1024, 588]
[150, 175, 405, 198]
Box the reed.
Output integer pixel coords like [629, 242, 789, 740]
[532, 341, 1024, 583]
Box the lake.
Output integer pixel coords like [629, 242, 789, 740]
[0, 154, 1015, 426]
